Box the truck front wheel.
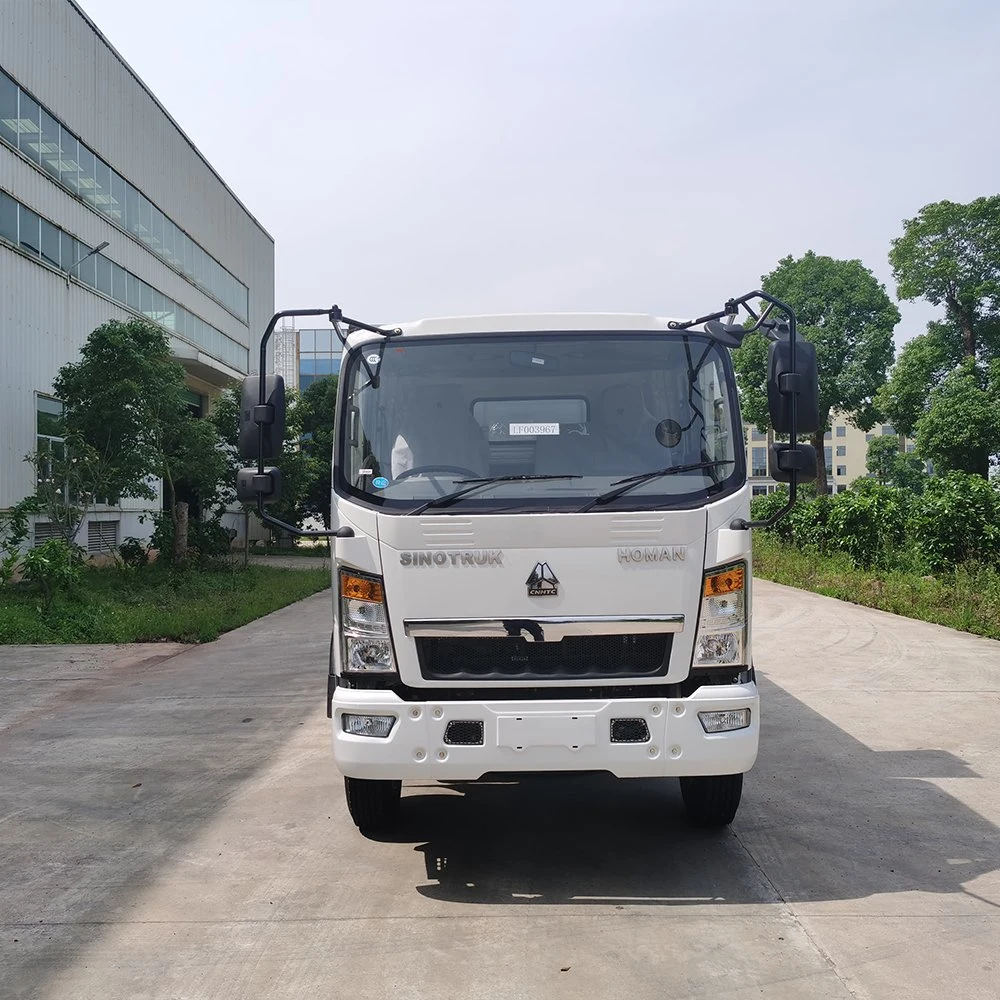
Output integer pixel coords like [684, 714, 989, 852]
[679, 773, 743, 827]
[344, 777, 401, 834]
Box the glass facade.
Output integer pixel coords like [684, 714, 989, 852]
[0, 66, 248, 324]
[298, 328, 343, 389]
[1, 188, 248, 372]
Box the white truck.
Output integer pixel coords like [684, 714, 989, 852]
[236, 292, 819, 834]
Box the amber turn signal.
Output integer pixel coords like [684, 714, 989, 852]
[340, 570, 384, 603]
[704, 564, 745, 597]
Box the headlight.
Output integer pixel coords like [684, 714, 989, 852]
[339, 568, 396, 673]
[692, 562, 747, 668]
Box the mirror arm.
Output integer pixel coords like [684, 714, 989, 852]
[255, 496, 354, 539]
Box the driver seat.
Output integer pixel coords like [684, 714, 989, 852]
[390, 386, 490, 479]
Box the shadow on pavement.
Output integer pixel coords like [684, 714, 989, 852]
[378, 675, 998, 907]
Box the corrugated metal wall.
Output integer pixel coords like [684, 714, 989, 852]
[0, 0, 274, 514]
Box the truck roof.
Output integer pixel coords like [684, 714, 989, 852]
[344, 312, 696, 348]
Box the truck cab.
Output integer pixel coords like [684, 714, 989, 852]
[236, 300, 819, 834]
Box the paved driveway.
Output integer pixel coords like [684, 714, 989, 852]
[1, 581, 998, 999]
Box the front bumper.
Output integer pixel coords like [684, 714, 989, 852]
[331, 682, 759, 780]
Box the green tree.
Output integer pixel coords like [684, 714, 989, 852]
[882, 197, 1000, 477]
[865, 434, 927, 493]
[914, 359, 1000, 477]
[866, 435, 901, 484]
[52, 320, 187, 505]
[889, 196, 1000, 360]
[49, 319, 227, 561]
[875, 321, 964, 438]
[734, 252, 900, 495]
[298, 375, 338, 528]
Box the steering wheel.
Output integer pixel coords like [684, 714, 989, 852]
[394, 464, 482, 481]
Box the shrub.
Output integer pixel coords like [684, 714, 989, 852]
[118, 536, 149, 569]
[824, 480, 912, 569]
[786, 493, 834, 551]
[20, 538, 84, 610]
[191, 518, 236, 558]
[0, 497, 40, 587]
[910, 472, 1000, 572]
[750, 487, 793, 540]
[148, 512, 235, 564]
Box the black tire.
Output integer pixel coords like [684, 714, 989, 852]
[679, 773, 743, 827]
[344, 777, 402, 834]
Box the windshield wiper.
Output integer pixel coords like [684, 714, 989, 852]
[407, 475, 582, 515]
[576, 461, 734, 513]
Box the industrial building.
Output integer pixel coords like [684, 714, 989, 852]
[273, 324, 344, 392]
[744, 417, 922, 495]
[0, 0, 274, 551]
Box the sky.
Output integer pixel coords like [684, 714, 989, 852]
[79, 0, 1000, 348]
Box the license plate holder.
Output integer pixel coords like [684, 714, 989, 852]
[497, 713, 597, 750]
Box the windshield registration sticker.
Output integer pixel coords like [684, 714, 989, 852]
[510, 423, 560, 436]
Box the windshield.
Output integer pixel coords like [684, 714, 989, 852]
[335, 331, 743, 513]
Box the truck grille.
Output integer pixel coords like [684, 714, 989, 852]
[415, 633, 671, 682]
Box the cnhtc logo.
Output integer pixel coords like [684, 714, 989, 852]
[526, 562, 559, 597]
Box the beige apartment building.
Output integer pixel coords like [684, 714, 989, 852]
[744, 416, 919, 496]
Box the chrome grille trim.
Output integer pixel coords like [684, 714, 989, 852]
[403, 615, 683, 641]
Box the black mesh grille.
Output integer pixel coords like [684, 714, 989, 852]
[416, 633, 671, 682]
[610, 718, 651, 743]
[444, 720, 485, 746]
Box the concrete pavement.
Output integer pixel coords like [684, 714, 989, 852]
[0, 581, 998, 999]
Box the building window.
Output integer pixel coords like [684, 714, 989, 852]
[18, 203, 40, 256]
[825, 446, 832, 474]
[0, 66, 249, 324]
[824, 430, 832, 440]
[865, 433, 874, 441]
[0, 189, 16, 243]
[836, 445, 846, 457]
[0, 189, 248, 372]
[0, 70, 17, 147]
[882, 424, 896, 436]
[836, 426, 846, 437]
[36, 395, 66, 505]
[298, 329, 343, 390]
[906, 443, 915, 453]
[750, 428, 766, 441]
[751, 446, 767, 478]
[836, 464, 847, 477]
[837, 484, 847, 493]
[182, 388, 205, 416]
[752, 485, 768, 496]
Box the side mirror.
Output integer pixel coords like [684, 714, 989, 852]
[238, 375, 286, 460]
[767, 339, 820, 435]
[236, 466, 283, 504]
[769, 443, 817, 484]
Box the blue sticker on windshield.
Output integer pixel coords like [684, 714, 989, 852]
[372, 477, 389, 490]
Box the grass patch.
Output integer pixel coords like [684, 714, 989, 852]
[753, 533, 1000, 641]
[0, 561, 331, 644]
[252, 544, 331, 558]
